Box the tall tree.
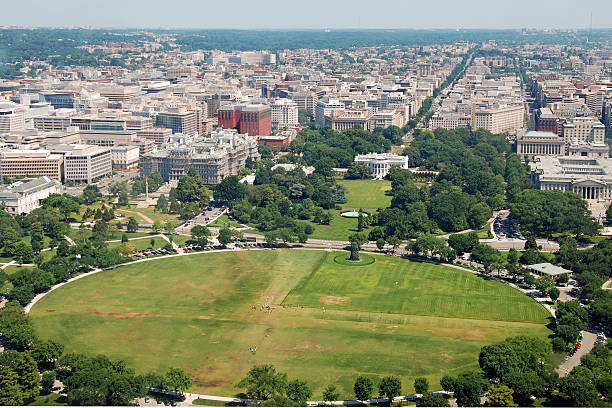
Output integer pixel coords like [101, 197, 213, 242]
[237, 365, 288, 401]
[486, 385, 516, 407]
[126, 217, 139, 233]
[354, 376, 373, 401]
[379, 376, 402, 401]
[414, 377, 429, 394]
[17, 351, 40, 399]
[0, 366, 23, 406]
[286, 379, 312, 405]
[348, 232, 367, 261]
[155, 194, 168, 213]
[164, 367, 192, 393]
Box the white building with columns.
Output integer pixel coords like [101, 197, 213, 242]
[516, 131, 565, 158]
[354, 153, 408, 179]
[530, 156, 612, 202]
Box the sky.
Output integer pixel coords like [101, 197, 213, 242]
[1, 0, 611, 30]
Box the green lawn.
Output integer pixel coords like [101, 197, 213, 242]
[26, 393, 67, 406]
[107, 236, 168, 251]
[208, 214, 243, 229]
[308, 214, 360, 241]
[67, 228, 152, 244]
[339, 180, 392, 209]
[30, 250, 550, 399]
[170, 234, 191, 246]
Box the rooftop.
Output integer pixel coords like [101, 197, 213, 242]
[527, 263, 572, 276]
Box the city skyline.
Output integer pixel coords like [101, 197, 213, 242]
[2, 0, 612, 30]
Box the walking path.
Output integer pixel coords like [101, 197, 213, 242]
[0, 260, 16, 270]
[122, 208, 154, 224]
[64, 234, 76, 246]
[602, 278, 612, 290]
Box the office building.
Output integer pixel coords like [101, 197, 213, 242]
[270, 99, 299, 128]
[315, 98, 345, 126]
[33, 112, 73, 131]
[530, 155, 612, 202]
[155, 109, 198, 135]
[140, 130, 260, 184]
[0, 150, 63, 181]
[0, 176, 62, 215]
[218, 104, 272, 136]
[111, 146, 140, 170]
[324, 109, 372, 131]
[39, 91, 77, 109]
[45, 144, 112, 183]
[473, 105, 525, 134]
[136, 128, 173, 146]
[0, 105, 26, 133]
[562, 116, 606, 149]
[516, 131, 565, 157]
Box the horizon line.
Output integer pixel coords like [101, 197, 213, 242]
[2, 26, 612, 31]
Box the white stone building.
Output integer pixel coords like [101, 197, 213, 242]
[270, 99, 299, 128]
[354, 153, 409, 179]
[0, 176, 61, 215]
[111, 146, 140, 169]
[46, 144, 112, 183]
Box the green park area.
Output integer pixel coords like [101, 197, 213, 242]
[208, 214, 243, 229]
[30, 250, 550, 399]
[308, 213, 360, 241]
[339, 180, 392, 209]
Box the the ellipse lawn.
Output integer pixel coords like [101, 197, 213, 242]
[30, 250, 551, 398]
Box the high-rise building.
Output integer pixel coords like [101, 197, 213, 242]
[473, 105, 525, 134]
[155, 109, 198, 135]
[218, 104, 272, 136]
[315, 98, 345, 126]
[0, 105, 26, 133]
[270, 99, 299, 128]
[45, 144, 112, 183]
[562, 116, 605, 148]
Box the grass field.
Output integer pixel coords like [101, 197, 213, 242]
[208, 214, 243, 229]
[339, 180, 392, 209]
[30, 250, 550, 399]
[308, 214, 359, 241]
[107, 236, 168, 251]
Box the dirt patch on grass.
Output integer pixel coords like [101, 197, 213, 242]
[435, 327, 487, 341]
[189, 325, 197, 329]
[320, 295, 349, 305]
[441, 353, 454, 363]
[46, 310, 171, 319]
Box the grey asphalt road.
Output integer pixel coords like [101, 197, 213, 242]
[557, 331, 598, 377]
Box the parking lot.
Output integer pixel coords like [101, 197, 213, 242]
[175, 203, 228, 234]
[493, 213, 525, 240]
[133, 247, 178, 258]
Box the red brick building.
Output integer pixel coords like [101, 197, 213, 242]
[534, 108, 560, 135]
[218, 104, 272, 136]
